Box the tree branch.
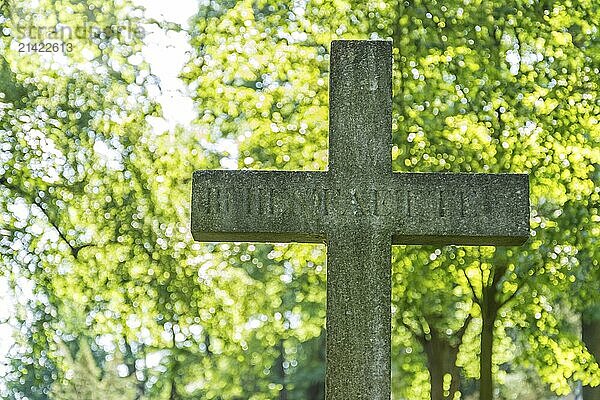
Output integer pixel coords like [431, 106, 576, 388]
[456, 314, 473, 340]
[398, 317, 426, 346]
[0, 176, 94, 259]
[498, 283, 524, 310]
[491, 263, 508, 291]
[462, 268, 481, 306]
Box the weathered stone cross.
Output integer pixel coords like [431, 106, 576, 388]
[191, 40, 529, 399]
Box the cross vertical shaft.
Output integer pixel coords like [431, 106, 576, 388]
[326, 228, 391, 399]
[328, 40, 392, 180]
[326, 41, 393, 399]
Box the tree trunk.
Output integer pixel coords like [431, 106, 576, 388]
[423, 338, 460, 400]
[305, 332, 326, 399]
[169, 324, 178, 400]
[276, 339, 287, 400]
[427, 344, 445, 400]
[419, 322, 469, 400]
[479, 314, 495, 400]
[448, 361, 462, 400]
[479, 282, 498, 400]
[169, 377, 177, 400]
[582, 306, 600, 400]
[135, 343, 148, 400]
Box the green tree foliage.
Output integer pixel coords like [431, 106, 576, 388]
[182, 0, 599, 399]
[49, 340, 136, 400]
[0, 0, 160, 397]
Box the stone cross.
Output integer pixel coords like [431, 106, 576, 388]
[191, 40, 529, 399]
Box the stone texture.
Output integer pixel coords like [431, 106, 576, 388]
[191, 171, 529, 246]
[190, 40, 530, 400]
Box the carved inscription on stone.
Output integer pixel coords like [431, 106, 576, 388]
[200, 186, 485, 219]
[202, 187, 275, 216]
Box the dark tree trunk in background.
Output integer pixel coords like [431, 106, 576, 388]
[479, 279, 500, 400]
[276, 339, 288, 400]
[583, 305, 600, 400]
[169, 324, 179, 400]
[305, 332, 326, 399]
[169, 377, 177, 400]
[407, 316, 471, 400]
[306, 382, 324, 400]
[422, 336, 461, 400]
[479, 312, 496, 400]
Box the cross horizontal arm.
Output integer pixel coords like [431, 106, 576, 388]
[191, 170, 328, 243]
[389, 172, 529, 246]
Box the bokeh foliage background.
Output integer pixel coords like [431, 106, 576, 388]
[0, 0, 599, 399]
